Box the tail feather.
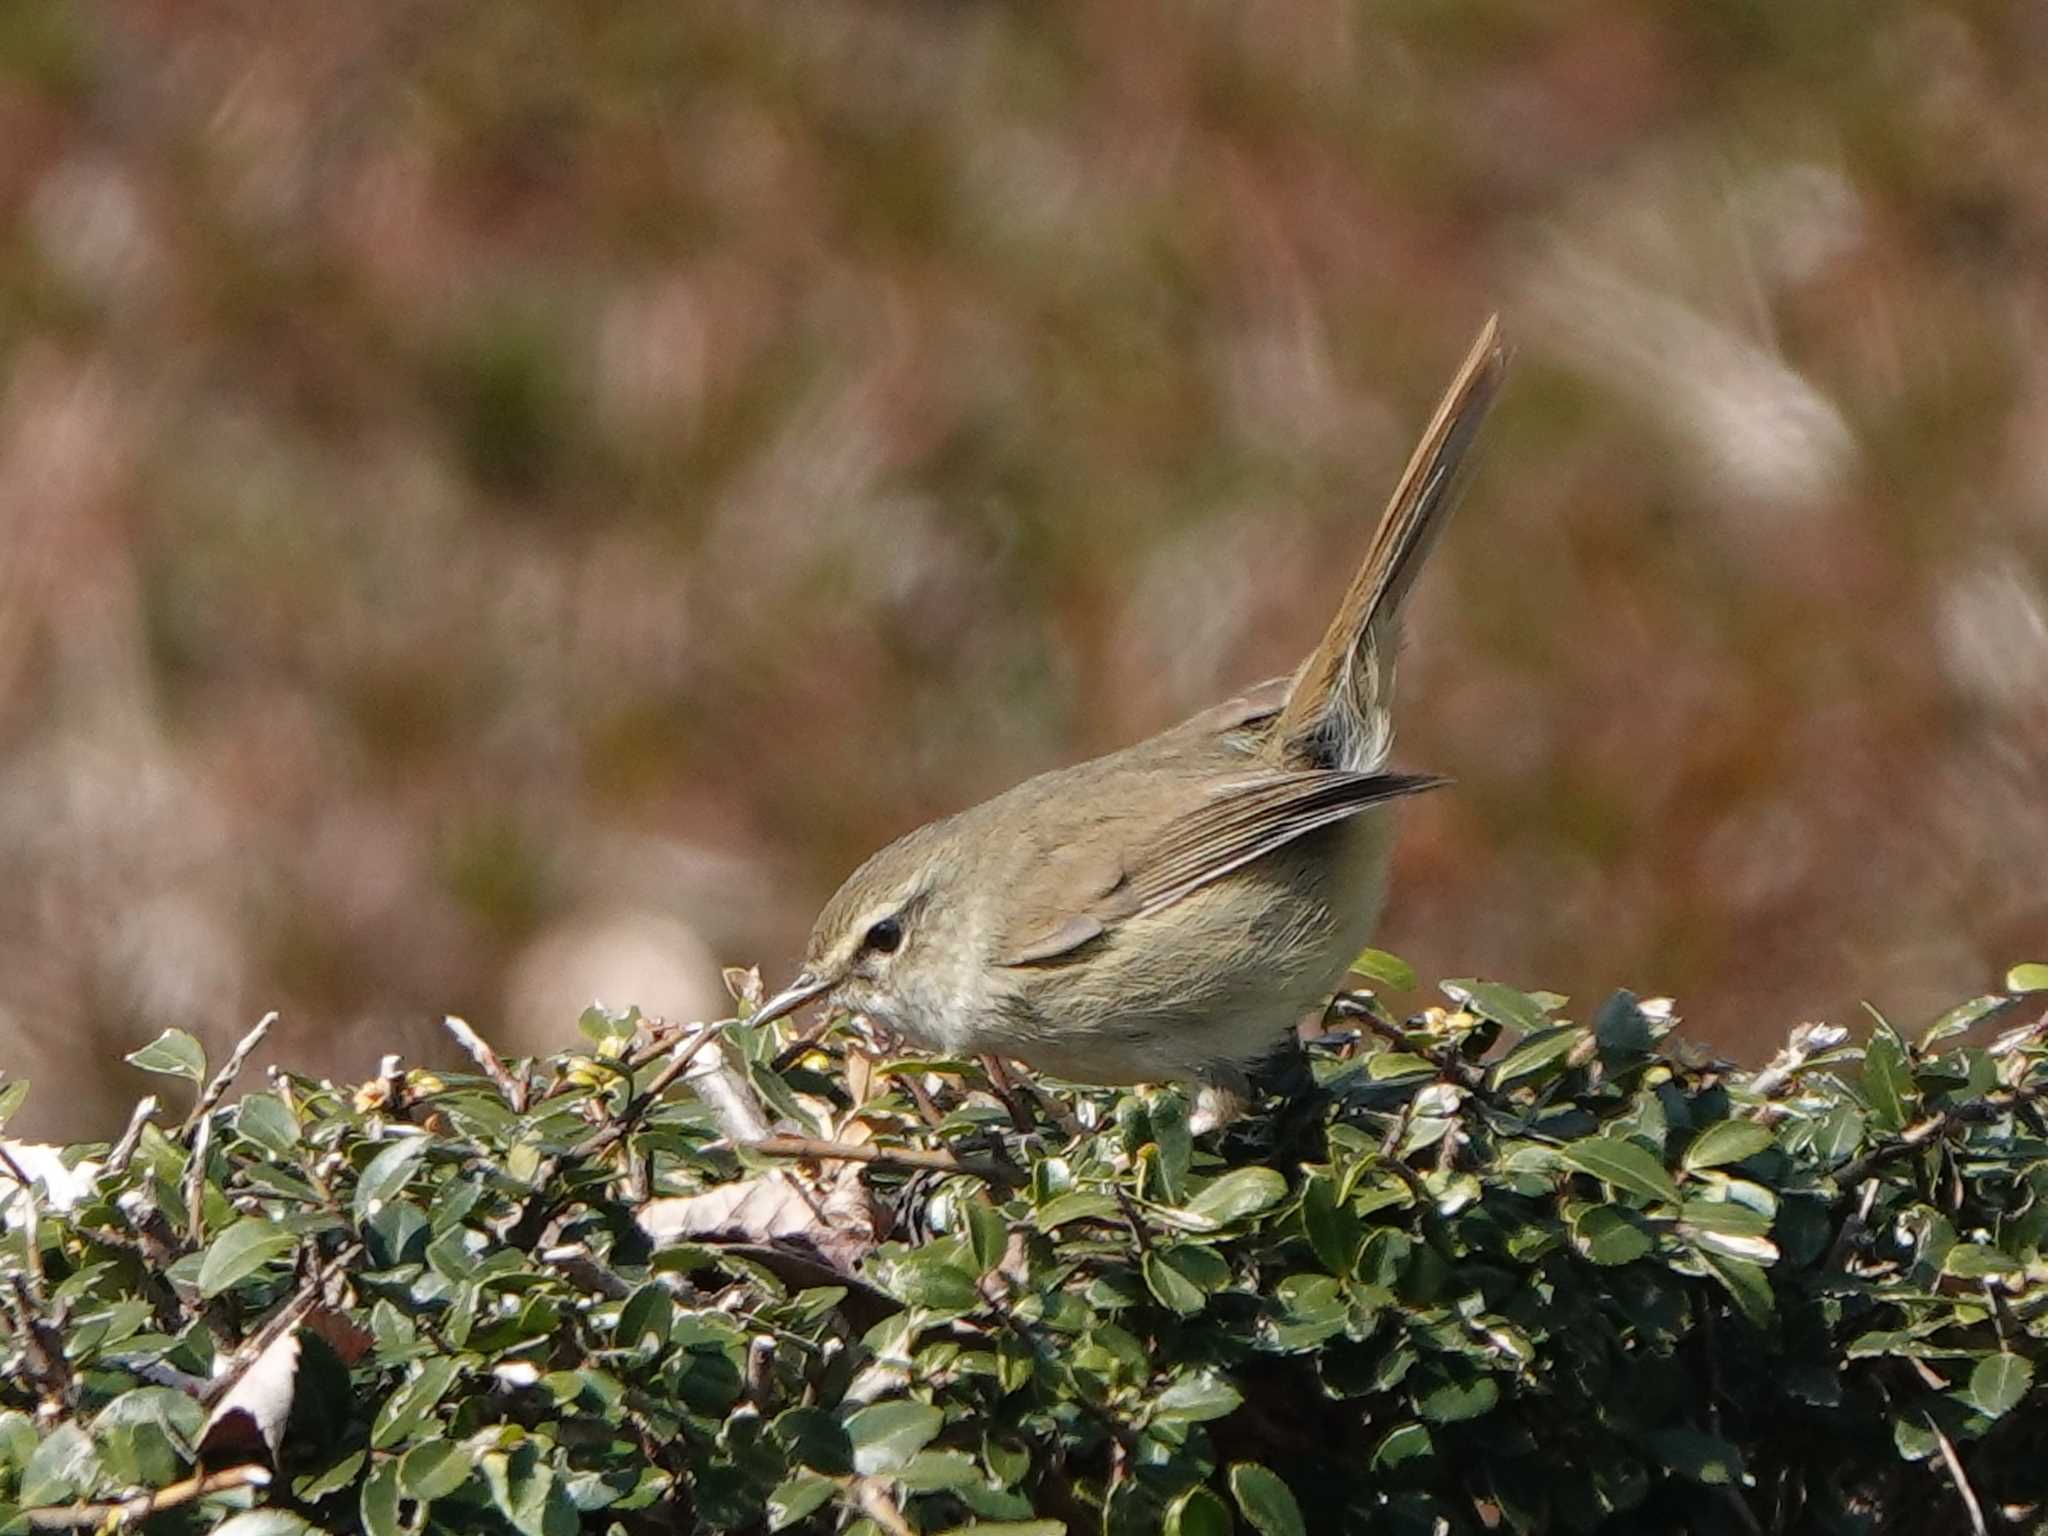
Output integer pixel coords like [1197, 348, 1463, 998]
[1270, 315, 1508, 770]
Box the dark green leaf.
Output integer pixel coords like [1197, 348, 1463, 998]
[1967, 1354, 2033, 1418]
[1144, 1250, 1206, 1315]
[1228, 1463, 1306, 1536]
[615, 1282, 673, 1351]
[233, 1092, 299, 1155]
[371, 1358, 460, 1448]
[767, 1475, 837, 1530]
[1165, 1486, 1234, 1536]
[1860, 1026, 1913, 1133]
[1573, 1203, 1654, 1266]
[1645, 1427, 1745, 1485]
[1491, 1026, 1581, 1087]
[400, 1438, 474, 1501]
[844, 1401, 943, 1474]
[1444, 980, 1550, 1034]
[1300, 1174, 1360, 1275]
[1560, 1136, 1680, 1205]
[1696, 1249, 1774, 1326]
[1187, 1167, 1287, 1225]
[352, 1136, 432, 1225]
[197, 1218, 296, 1297]
[965, 1199, 1009, 1274]
[1153, 1372, 1243, 1424]
[1681, 1120, 1774, 1171]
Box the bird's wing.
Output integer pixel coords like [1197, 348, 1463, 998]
[993, 769, 1444, 968]
[1123, 770, 1447, 916]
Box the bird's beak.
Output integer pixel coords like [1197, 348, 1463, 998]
[750, 970, 831, 1029]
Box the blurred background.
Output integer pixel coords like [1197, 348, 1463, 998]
[3, 2, 2045, 1137]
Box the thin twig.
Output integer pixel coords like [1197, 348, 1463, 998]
[442, 1015, 527, 1112]
[569, 1023, 728, 1162]
[979, 1054, 1040, 1132]
[104, 1095, 158, 1180]
[748, 1133, 1021, 1189]
[184, 1013, 276, 1135]
[23, 1465, 270, 1530]
[202, 1243, 359, 1407]
[1832, 1084, 2044, 1191]
[1930, 1415, 1990, 1536]
[182, 1114, 212, 1246]
[0, 1147, 43, 1294]
[537, 1244, 635, 1301]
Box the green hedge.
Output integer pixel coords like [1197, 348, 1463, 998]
[3, 962, 2046, 1535]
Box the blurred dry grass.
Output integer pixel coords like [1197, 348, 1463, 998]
[2, 1, 2045, 1136]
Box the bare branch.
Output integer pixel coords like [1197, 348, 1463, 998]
[184, 1013, 277, 1135]
[23, 1465, 270, 1530]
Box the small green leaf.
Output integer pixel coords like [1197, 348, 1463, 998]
[1228, 1463, 1305, 1536]
[1696, 1249, 1774, 1327]
[1921, 994, 2015, 1048]
[399, 1438, 474, 1501]
[1350, 948, 1416, 991]
[125, 1029, 206, 1084]
[360, 1457, 402, 1536]
[2006, 962, 2048, 994]
[1034, 1191, 1119, 1230]
[1144, 1250, 1206, 1316]
[1443, 980, 1550, 1034]
[1165, 1486, 1235, 1536]
[1152, 1372, 1243, 1424]
[1646, 1427, 1746, 1485]
[0, 1079, 27, 1129]
[1860, 1026, 1913, 1133]
[1299, 1174, 1360, 1275]
[1187, 1167, 1288, 1225]
[1572, 1204, 1653, 1266]
[352, 1136, 432, 1224]
[197, 1218, 296, 1297]
[1682, 1120, 1774, 1171]
[1944, 1243, 2021, 1278]
[965, 1200, 1009, 1274]
[844, 1401, 943, 1475]
[1560, 1136, 1680, 1205]
[1414, 1366, 1499, 1423]
[767, 1475, 837, 1530]
[886, 1252, 982, 1316]
[1491, 1026, 1580, 1087]
[20, 1425, 99, 1506]
[1370, 1422, 1434, 1472]
[616, 1282, 674, 1350]
[371, 1358, 460, 1448]
[233, 1092, 300, 1156]
[1967, 1354, 2033, 1419]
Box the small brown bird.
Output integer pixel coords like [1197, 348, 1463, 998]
[754, 318, 1508, 1129]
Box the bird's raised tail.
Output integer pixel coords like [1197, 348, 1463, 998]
[1270, 315, 1508, 771]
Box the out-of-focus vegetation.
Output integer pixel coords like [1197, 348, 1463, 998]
[2, 3, 2046, 1133]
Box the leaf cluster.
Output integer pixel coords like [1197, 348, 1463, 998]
[2, 965, 2046, 1535]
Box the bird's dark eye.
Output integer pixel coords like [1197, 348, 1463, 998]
[863, 917, 903, 954]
